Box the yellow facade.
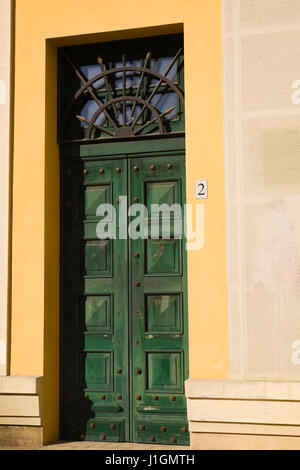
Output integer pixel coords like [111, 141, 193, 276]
[9, 0, 228, 443]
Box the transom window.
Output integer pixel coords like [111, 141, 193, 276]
[58, 34, 185, 143]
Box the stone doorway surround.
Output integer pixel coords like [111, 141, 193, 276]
[0, 376, 43, 447]
[186, 379, 300, 450]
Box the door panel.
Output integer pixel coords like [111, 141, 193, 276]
[61, 152, 189, 445]
[61, 158, 129, 442]
[129, 155, 189, 445]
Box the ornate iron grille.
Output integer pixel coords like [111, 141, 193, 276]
[58, 36, 184, 142]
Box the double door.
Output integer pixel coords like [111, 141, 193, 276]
[61, 150, 189, 445]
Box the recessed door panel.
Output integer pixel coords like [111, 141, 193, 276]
[84, 185, 111, 217]
[146, 294, 183, 334]
[145, 239, 181, 275]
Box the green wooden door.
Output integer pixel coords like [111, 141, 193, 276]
[61, 145, 189, 445]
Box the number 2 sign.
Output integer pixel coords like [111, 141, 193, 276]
[195, 180, 208, 199]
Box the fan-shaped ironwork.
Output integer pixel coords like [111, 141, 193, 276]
[60, 48, 184, 141]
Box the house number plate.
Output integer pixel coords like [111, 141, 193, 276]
[195, 180, 208, 199]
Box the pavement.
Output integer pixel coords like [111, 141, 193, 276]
[0, 441, 192, 451]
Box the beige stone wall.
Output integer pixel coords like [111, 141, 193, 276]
[0, 0, 12, 376]
[0, 376, 43, 426]
[186, 379, 300, 449]
[0, 376, 43, 446]
[224, 0, 300, 380]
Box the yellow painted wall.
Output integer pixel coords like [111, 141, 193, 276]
[12, 0, 228, 442]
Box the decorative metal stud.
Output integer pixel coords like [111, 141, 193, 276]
[133, 166, 139, 172]
[100, 394, 106, 400]
[150, 165, 156, 171]
[134, 282, 140, 287]
[116, 198, 120, 204]
[116, 168, 121, 173]
[67, 368, 72, 374]
[139, 425, 145, 431]
[80, 434, 85, 440]
[90, 423, 95, 429]
[117, 368, 122, 374]
[170, 395, 176, 401]
[181, 427, 188, 433]
[67, 201, 72, 207]
[133, 197, 139, 203]
[83, 169, 89, 175]
[116, 394, 122, 400]
[67, 170, 72, 176]
[136, 368, 142, 375]
[171, 438, 177, 444]
[153, 395, 158, 401]
[167, 164, 173, 169]
[136, 395, 142, 401]
[99, 169, 105, 174]
[100, 434, 106, 441]
[85, 394, 89, 400]
[161, 426, 166, 433]
[135, 225, 140, 232]
[134, 253, 140, 259]
[150, 436, 156, 442]
[110, 424, 116, 430]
